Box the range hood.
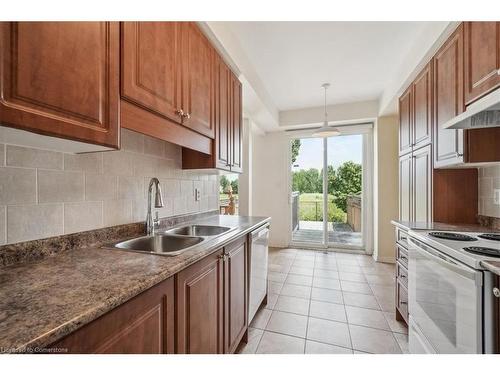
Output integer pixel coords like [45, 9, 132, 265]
[444, 87, 500, 130]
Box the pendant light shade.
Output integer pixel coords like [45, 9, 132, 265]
[312, 83, 341, 137]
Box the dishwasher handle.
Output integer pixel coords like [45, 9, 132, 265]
[252, 225, 269, 240]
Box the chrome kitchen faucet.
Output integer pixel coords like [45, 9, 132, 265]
[146, 177, 164, 235]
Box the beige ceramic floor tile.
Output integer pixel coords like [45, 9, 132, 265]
[285, 274, 313, 286]
[394, 333, 409, 354]
[345, 306, 391, 330]
[309, 300, 347, 323]
[275, 295, 310, 316]
[237, 328, 264, 354]
[383, 311, 409, 334]
[313, 268, 339, 279]
[349, 325, 401, 354]
[263, 293, 279, 310]
[280, 283, 312, 299]
[256, 331, 305, 354]
[268, 272, 287, 283]
[311, 287, 344, 304]
[268, 281, 284, 294]
[338, 272, 367, 282]
[340, 280, 373, 295]
[250, 308, 272, 329]
[305, 340, 353, 354]
[312, 277, 341, 290]
[343, 292, 380, 310]
[289, 266, 314, 276]
[306, 317, 351, 348]
[266, 310, 308, 338]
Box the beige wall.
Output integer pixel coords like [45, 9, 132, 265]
[373, 116, 399, 263]
[251, 131, 290, 247]
[0, 128, 219, 245]
[478, 164, 500, 218]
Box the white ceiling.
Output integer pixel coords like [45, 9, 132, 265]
[224, 22, 432, 111]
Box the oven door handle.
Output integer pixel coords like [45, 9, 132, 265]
[408, 237, 482, 285]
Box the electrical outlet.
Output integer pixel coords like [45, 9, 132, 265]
[194, 188, 201, 202]
[494, 189, 500, 205]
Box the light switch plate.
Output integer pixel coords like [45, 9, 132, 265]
[494, 189, 500, 205]
[194, 188, 201, 202]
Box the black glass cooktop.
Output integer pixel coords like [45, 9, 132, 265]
[463, 246, 500, 257]
[478, 233, 500, 242]
[429, 232, 477, 241]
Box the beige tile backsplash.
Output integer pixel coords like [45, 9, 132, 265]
[0, 128, 219, 244]
[478, 165, 500, 219]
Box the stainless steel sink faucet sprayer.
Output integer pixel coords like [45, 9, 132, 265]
[146, 177, 164, 235]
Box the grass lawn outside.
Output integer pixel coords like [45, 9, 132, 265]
[298, 193, 346, 223]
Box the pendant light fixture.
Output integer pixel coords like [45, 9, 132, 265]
[312, 83, 341, 137]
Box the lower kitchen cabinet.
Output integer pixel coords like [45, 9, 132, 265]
[224, 236, 248, 354]
[48, 235, 251, 354]
[176, 237, 249, 354]
[50, 277, 175, 354]
[176, 249, 225, 354]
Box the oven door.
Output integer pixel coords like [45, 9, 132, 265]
[408, 237, 483, 353]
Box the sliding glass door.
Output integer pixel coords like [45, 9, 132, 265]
[290, 127, 370, 251]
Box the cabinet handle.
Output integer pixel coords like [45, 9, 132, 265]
[493, 287, 500, 298]
[182, 112, 191, 119]
[400, 274, 407, 279]
[175, 109, 185, 117]
[457, 153, 464, 157]
[400, 301, 408, 305]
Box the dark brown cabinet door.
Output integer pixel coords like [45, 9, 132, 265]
[51, 277, 175, 354]
[230, 73, 243, 173]
[0, 22, 119, 148]
[464, 22, 500, 104]
[412, 145, 432, 223]
[176, 250, 224, 354]
[215, 53, 231, 171]
[433, 25, 465, 168]
[121, 22, 182, 124]
[413, 64, 432, 149]
[399, 87, 413, 156]
[180, 22, 215, 139]
[399, 153, 412, 222]
[224, 237, 248, 353]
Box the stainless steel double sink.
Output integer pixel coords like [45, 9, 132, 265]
[103, 225, 235, 256]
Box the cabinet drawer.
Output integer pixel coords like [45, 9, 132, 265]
[397, 280, 409, 320]
[396, 228, 409, 249]
[396, 262, 408, 288]
[396, 245, 409, 268]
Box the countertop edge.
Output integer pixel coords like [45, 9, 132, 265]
[15, 216, 271, 351]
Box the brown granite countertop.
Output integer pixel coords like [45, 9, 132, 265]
[480, 260, 500, 276]
[0, 215, 270, 353]
[391, 219, 498, 233]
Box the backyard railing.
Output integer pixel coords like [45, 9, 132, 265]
[292, 191, 299, 231]
[346, 194, 361, 232]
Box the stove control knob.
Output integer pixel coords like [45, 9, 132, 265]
[493, 287, 500, 298]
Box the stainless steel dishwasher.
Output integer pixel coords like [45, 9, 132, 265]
[248, 224, 269, 322]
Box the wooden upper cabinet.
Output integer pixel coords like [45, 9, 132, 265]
[230, 73, 243, 173]
[412, 144, 432, 223]
[399, 152, 412, 222]
[0, 22, 119, 148]
[215, 54, 231, 170]
[433, 24, 465, 168]
[398, 87, 412, 155]
[180, 22, 215, 138]
[464, 22, 500, 104]
[121, 22, 181, 124]
[224, 237, 248, 354]
[413, 64, 432, 149]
